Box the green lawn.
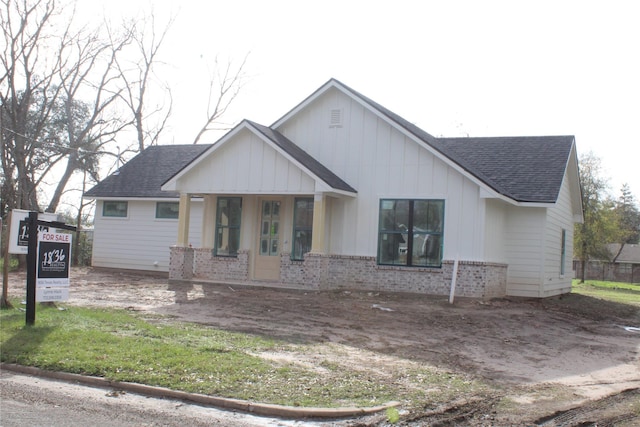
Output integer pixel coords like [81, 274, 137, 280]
[0, 300, 478, 409]
[572, 279, 640, 306]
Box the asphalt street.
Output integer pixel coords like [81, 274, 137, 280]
[0, 370, 347, 427]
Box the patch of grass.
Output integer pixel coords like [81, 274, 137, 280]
[0, 256, 19, 272]
[386, 406, 400, 423]
[572, 280, 640, 306]
[1, 300, 481, 408]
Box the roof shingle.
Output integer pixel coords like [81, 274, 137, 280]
[84, 144, 210, 198]
[439, 136, 574, 203]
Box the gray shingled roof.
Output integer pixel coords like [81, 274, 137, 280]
[86, 80, 575, 204]
[439, 136, 574, 203]
[606, 244, 640, 264]
[332, 79, 574, 203]
[247, 120, 357, 193]
[84, 144, 210, 198]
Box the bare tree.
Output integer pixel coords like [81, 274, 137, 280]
[192, 54, 249, 145]
[114, 9, 175, 152]
[44, 14, 134, 213]
[0, 0, 137, 217]
[1, 0, 65, 213]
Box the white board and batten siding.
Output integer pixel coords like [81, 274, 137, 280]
[92, 199, 203, 272]
[173, 129, 316, 195]
[276, 86, 486, 260]
[483, 199, 508, 263]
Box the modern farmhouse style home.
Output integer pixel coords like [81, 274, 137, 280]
[86, 78, 583, 298]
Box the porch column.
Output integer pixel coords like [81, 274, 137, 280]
[176, 193, 191, 247]
[201, 195, 216, 248]
[310, 193, 326, 254]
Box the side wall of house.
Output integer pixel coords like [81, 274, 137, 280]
[483, 199, 508, 263]
[276, 87, 487, 263]
[92, 199, 203, 272]
[504, 205, 546, 297]
[541, 171, 575, 296]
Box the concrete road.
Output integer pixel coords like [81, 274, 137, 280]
[0, 370, 356, 427]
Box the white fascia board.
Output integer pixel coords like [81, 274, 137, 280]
[513, 201, 555, 208]
[313, 181, 357, 199]
[85, 196, 203, 202]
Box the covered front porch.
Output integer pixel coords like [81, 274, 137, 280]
[168, 191, 341, 288]
[168, 191, 507, 298]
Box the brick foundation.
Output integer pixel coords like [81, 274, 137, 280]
[170, 247, 507, 298]
[291, 255, 507, 299]
[192, 248, 249, 281]
[169, 246, 194, 280]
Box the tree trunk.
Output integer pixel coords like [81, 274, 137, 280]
[45, 155, 78, 213]
[611, 243, 625, 263]
[580, 240, 587, 283]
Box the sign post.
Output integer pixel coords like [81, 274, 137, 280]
[26, 212, 38, 325]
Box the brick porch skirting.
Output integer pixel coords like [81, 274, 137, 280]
[170, 247, 507, 299]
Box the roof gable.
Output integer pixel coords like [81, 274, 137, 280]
[84, 145, 209, 199]
[161, 120, 356, 196]
[273, 78, 578, 204]
[247, 121, 356, 193]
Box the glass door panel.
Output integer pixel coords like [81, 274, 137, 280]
[260, 201, 281, 257]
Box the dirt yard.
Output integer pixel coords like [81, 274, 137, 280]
[5, 267, 640, 425]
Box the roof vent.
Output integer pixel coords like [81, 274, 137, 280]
[329, 108, 343, 128]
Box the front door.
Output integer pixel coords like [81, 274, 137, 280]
[254, 199, 281, 281]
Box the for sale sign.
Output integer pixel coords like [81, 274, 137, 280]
[8, 209, 58, 254]
[36, 231, 71, 302]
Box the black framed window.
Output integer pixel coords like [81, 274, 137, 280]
[215, 197, 242, 256]
[156, 202, 179, 219]
[378, 199, 444, 267]
[292, 198, 313, 260]
[103, 201, 128, 218]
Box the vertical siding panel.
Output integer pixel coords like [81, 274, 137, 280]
[236, 138, 250, 191]
[248, 136, 263, 190]
[274, 154, 289, 191]
[260, 144, 277, 191]
[403, 140, 420, 195]
[374, 120, 391, 194]
[444, 169, 463, 260]
[462, 180, 481, 259]
[484, 199, 507, 263]
[418, 147, 435, 195]
[345, 100, 364, 186]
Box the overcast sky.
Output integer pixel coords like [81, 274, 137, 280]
[86, 0, 639, 200]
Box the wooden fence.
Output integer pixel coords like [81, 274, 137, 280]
[573, 260, 640, 283]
